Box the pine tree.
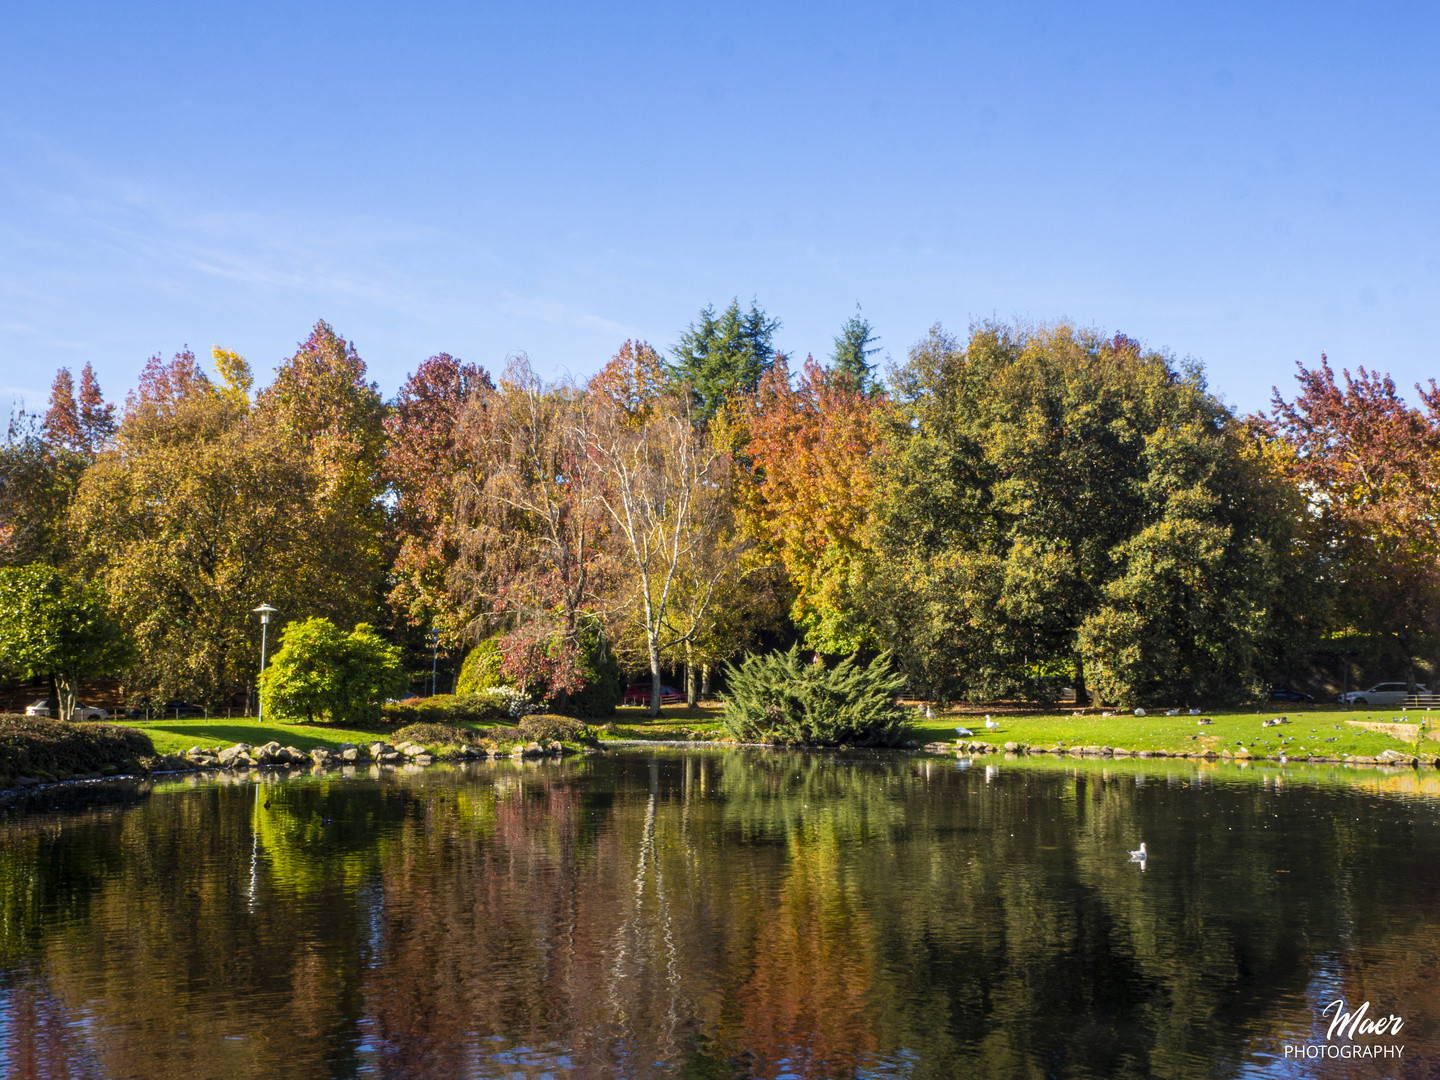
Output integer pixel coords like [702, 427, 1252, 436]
[671, 298, 783, 421]
[830, 306, 881, 393]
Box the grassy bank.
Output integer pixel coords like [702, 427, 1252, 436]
[907, 704, 1437, 760]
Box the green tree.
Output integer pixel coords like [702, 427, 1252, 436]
[830, 306, 881, 393]
[260, 617, 404, 723]
[865, 323, 1315, 706]
[0, 565, 129, 721]
[671, 298, 783, 421]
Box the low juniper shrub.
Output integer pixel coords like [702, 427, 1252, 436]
[721, 647, 912, 746]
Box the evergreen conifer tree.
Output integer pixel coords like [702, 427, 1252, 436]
[830, 306, 881, 393]
[671, 298, 783, 421]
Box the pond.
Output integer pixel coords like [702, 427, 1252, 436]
[1, 750, 1438, 1079]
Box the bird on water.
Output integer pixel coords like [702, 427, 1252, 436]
[1129, 842, 1148, 861]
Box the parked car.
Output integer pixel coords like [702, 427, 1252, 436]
[1338, 682, 1428, 707]
[622, 682, 686, 707]
[1268, 687, 1315, 704]
[23, 698, 108, 720]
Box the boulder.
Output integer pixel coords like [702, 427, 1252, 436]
[1003, 742, 1020, 753]
[414, 754, 435, 765]
[218, 744, 251, 767]
[376, 750, 402, 765]
[280, 746, 310, 764]
[401, 744, 426, 757]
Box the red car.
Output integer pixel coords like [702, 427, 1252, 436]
[623, 682, 686, 706]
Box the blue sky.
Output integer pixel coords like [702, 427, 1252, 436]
[2, 1, 1438, 415]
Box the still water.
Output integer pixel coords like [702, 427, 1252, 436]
[1, 749, 1438, 1079]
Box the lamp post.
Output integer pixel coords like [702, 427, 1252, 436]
[253, 604, 277, 722]
[427, 630, 440, 698]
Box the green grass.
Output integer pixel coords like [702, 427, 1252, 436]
[909, 704, 1438, 760]
[595, 705, 728, 741]
[126, 703, 1439, 762]
[130, 717, 447, 756]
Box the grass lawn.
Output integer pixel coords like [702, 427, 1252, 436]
[907, 704, 1438, 759]
[128, 702, 1438, 762]
[131, 718, 429, 756]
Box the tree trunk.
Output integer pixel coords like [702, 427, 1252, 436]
[647, 631, 663, 718]
[54, 671, 78, 723]
[48, 671, 61, 720]
[685, 642, 698, 708]
[702, 664, 712, 698]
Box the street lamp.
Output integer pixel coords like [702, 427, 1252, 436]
[427, 630, 440, 698]
[253, 604, 277, 723]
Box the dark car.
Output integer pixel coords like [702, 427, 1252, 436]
[1268, 687, 1315, 704]
[622, 683, 686, 707]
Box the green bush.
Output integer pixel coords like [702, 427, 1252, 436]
[518, 714, 590, 743]
[261, 618, 406, 724]
[456, 638, 507, 694]
[379, 693, 508, 726]
[393, 722, 478, 746]
[559, 624, 622, 718]
[721, 647, 912, 746]
[0, 715, 154, 783]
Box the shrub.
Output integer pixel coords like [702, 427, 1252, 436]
[518, 714, 589, 743]
[379, 693, 508, 725]
[261, 618, 406, 724]
[393, 722, 478, 746]
[721, 646, 912, 746]
[485, 686, 540, 719]
[0, 715, 154, 783]
[455, 638, 507, 695]
[558, 624, 622, 718]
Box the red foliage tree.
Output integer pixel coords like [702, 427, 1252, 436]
[1268, 354, 1440, 675]
[384, 353, 494, 631]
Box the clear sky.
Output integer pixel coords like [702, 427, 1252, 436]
[2, 1, 1438, 416]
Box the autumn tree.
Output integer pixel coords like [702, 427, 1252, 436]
[588, 340, 672, 424]
[384, 353, 494, 632]
[1267, 355, 1440, 683]
[447, 356, 608, 702]
[72, 341, 381, 708]
[0, 410, 86, 567]
[253, 321, 389, 623]
[738, 354, 886, 654]
[588, 393, 737, 714]
[671, 298, 783, 421]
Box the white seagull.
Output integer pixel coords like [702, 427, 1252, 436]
[985, 716, 999, 732]
[1128, 842, 1148, 862]
[955, 726, 974, 737]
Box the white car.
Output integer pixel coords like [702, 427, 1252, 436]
[22, 699, 108, 720]
[1338, 682, 1427, 707]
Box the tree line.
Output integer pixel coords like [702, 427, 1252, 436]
[1, 300, 1435, 712]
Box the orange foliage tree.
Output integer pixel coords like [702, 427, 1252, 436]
[737, 355, 888, 653]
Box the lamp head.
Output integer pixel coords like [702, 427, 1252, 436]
[252, 603, 278, 625]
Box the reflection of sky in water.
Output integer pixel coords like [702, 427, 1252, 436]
[0, 752, 1437, 1078]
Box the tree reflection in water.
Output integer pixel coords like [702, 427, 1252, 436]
[0, 752, 1437, 1079]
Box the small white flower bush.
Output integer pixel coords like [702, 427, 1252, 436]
[483, 686, 540, 719]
